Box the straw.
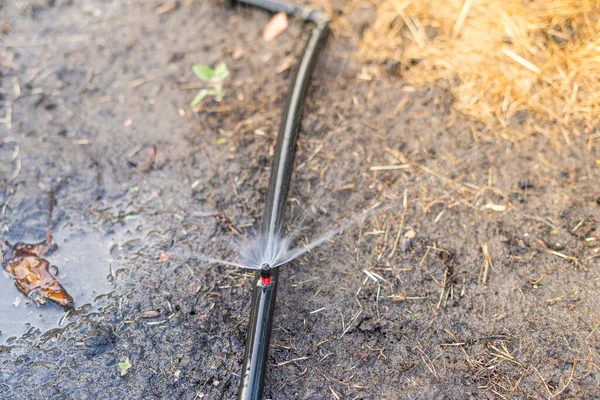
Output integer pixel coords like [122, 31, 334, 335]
[356, 0, 600, 140]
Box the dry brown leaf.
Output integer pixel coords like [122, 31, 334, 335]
[1, 233, 74, 309]
[263, 12, 288, 41]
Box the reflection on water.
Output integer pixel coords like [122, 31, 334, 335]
[0, 227, 116, 343]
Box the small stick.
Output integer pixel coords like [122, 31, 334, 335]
[369, 164, 411, 171]
[388, 189, 407, 259]
[480, 243, 492, 284]
[587, 319, 600, 339]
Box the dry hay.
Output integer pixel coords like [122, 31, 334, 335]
[358, 0, 600, 141]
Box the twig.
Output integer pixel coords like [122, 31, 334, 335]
[480, 243, 492, 284]
[587, 319, 600, 339]
[388, 188, 407, 259]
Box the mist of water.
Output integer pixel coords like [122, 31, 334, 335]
[191, 202, 386, 271]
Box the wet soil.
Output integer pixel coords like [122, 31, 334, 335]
[1, 1, 599, 399]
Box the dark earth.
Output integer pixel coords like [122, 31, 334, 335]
[1, 0, 599, 399]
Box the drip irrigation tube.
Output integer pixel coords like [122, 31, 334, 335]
[228, 1, 329, 399]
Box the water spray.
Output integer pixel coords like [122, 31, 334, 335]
[227, 1, 330, 399]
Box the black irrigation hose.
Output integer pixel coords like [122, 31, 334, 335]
[227, 1, 329, 399]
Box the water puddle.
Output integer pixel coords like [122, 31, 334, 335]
[0, 226, 115, 343]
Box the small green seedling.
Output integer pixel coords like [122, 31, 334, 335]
[118, 357, 132, 376]
[190, 63, 230, 107]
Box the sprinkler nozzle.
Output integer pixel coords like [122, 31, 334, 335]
[260, 264, 273, 286]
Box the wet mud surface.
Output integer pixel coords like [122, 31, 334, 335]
[1, 1, 599, 399]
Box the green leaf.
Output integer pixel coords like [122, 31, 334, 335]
[118, 357, 132, 376]
[193, 65, 214, 81]
[213, 63, 229, 80]
[190, 89, 208, 107]
[215, 138, 228, 145]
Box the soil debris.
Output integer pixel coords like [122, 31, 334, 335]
[139, 309, 161, 319]
[159, 251, 172, 262]
[263, 12, 288, 41]
[1, 232, 74, 309]
[142, 144, 158, 172]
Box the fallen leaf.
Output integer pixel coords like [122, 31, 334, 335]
[263, 12, 288, 41]
[159, 251, 171, 262]
[1, 233, 74, 309]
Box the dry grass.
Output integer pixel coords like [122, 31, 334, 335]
[357, 0, 600, 141]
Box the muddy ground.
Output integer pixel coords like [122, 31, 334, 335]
[1, 0, 599, 399]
